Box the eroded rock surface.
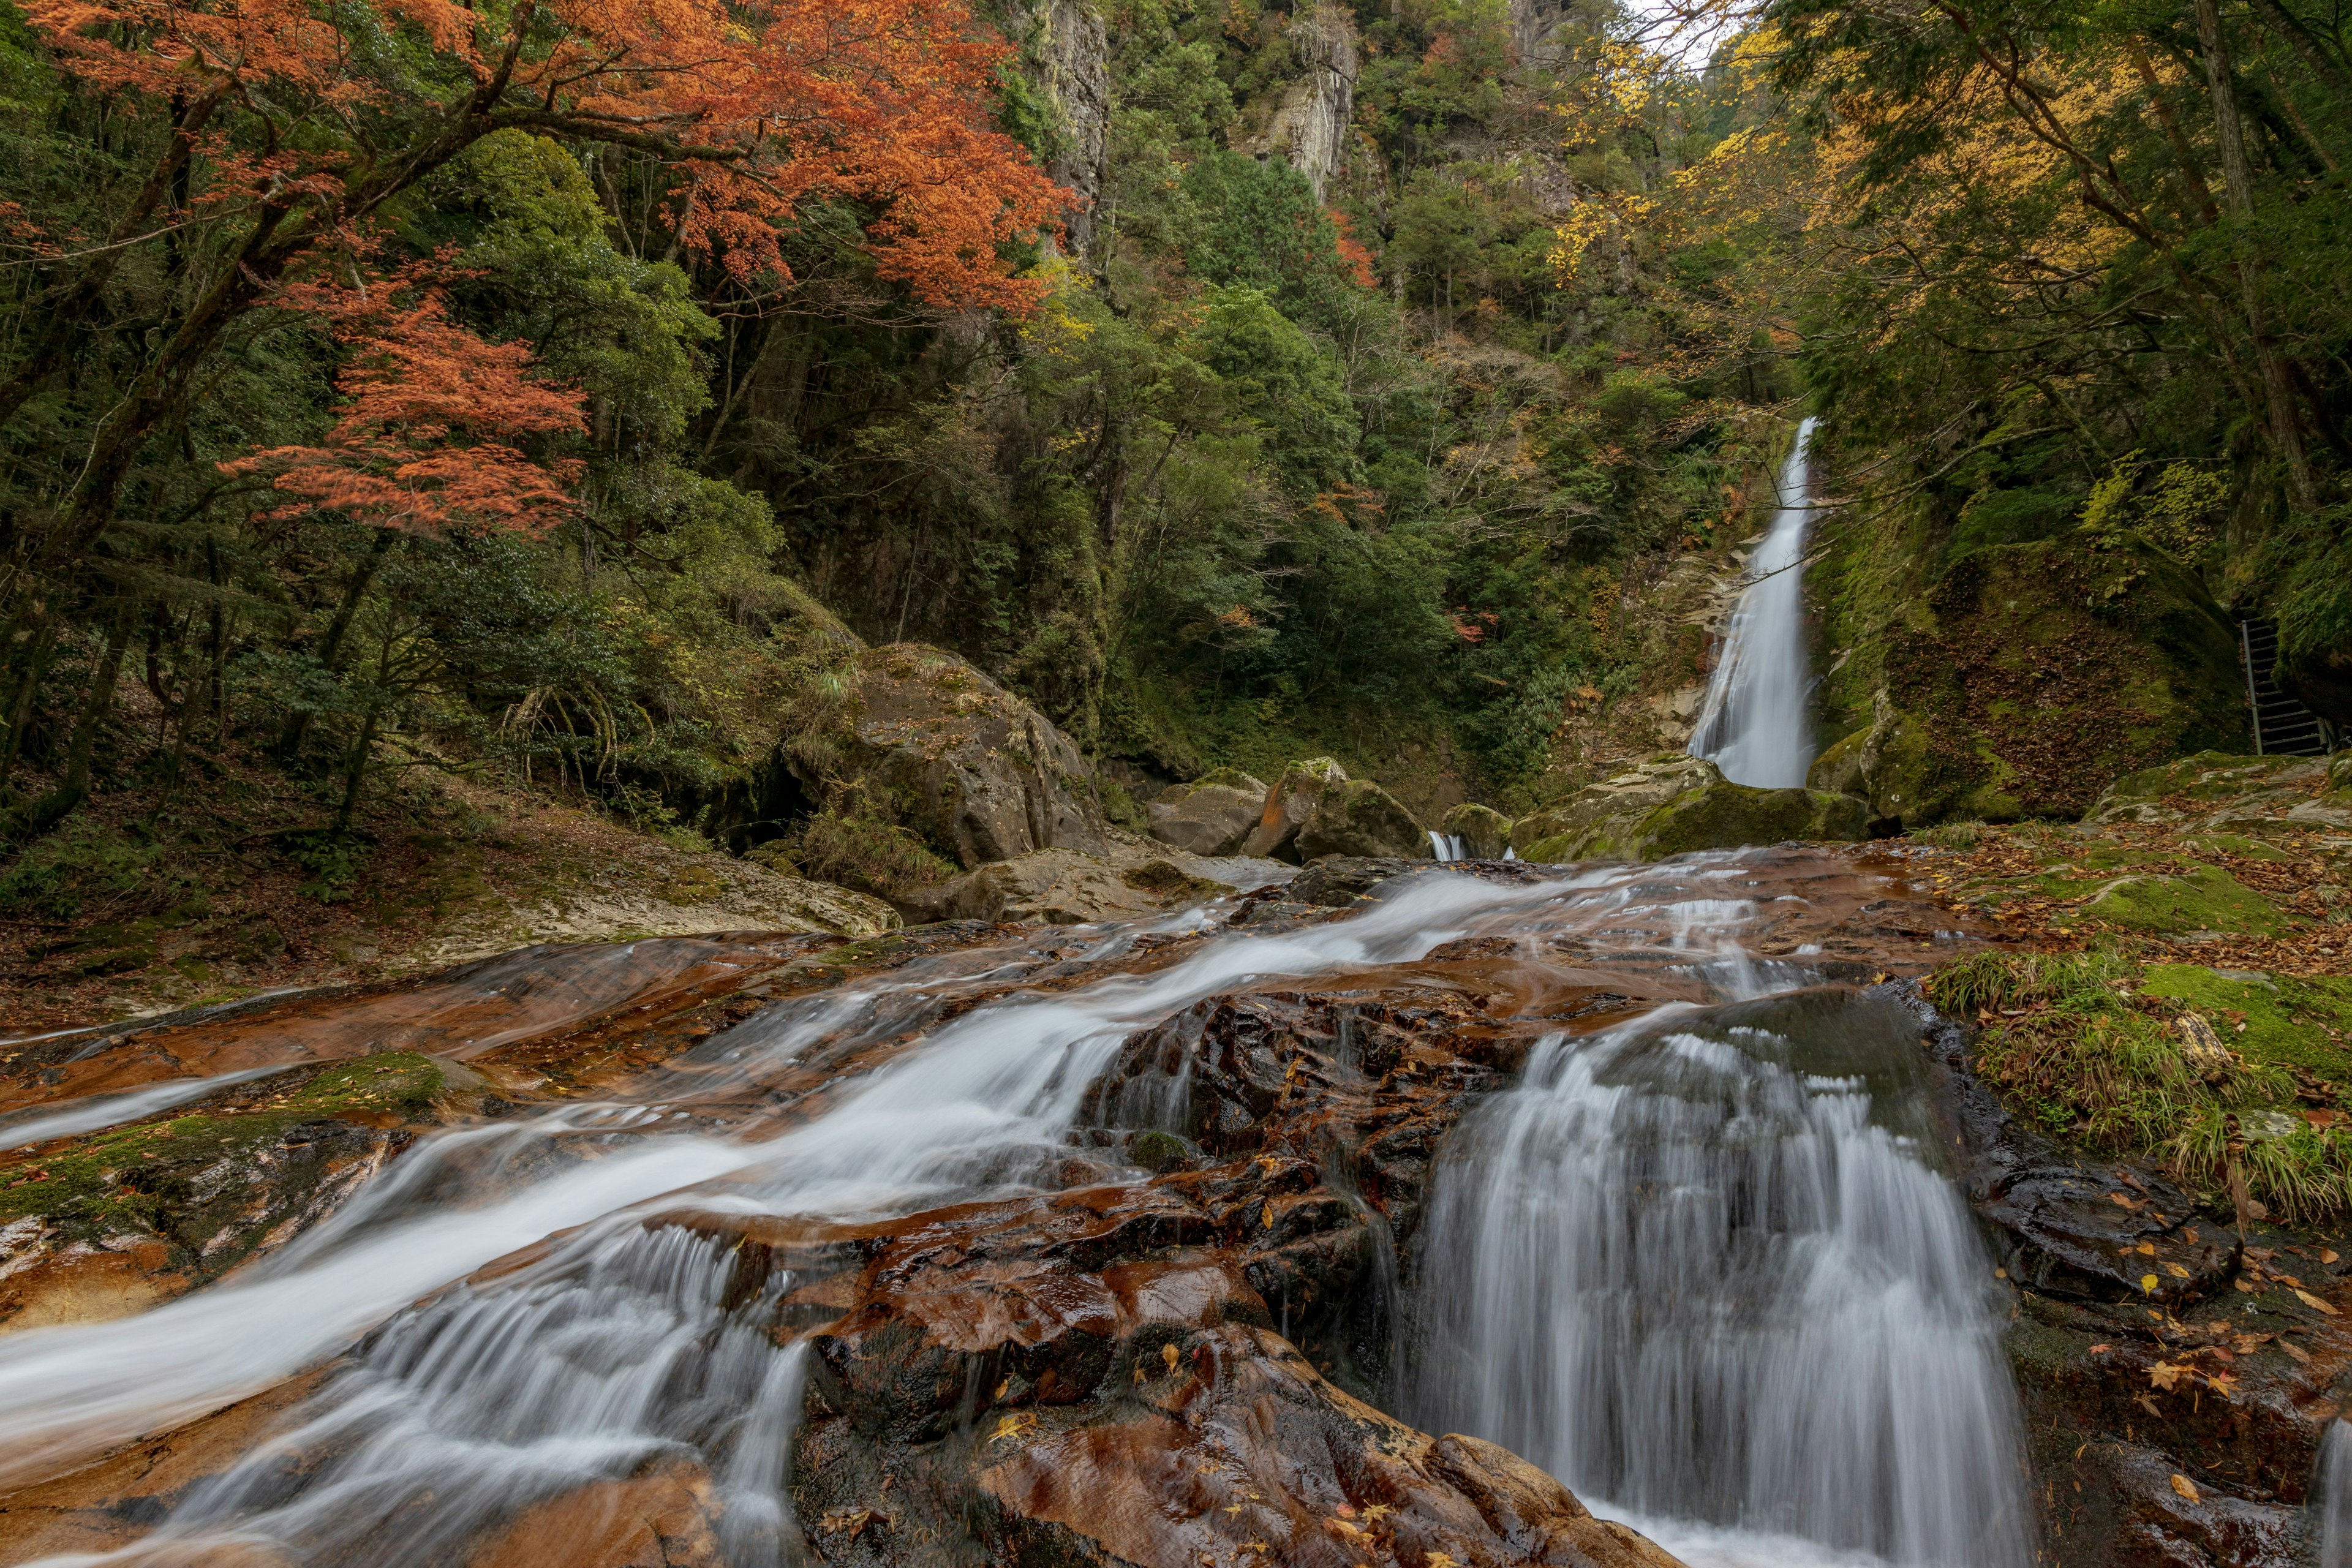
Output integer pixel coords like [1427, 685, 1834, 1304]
[830, 643, 1112, 869]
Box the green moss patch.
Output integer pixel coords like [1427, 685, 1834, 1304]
[2079, 864, 2285, 937]
[1929, 950, 2352, 1220]
[2138, 965, 2352, 1078]
[0, 1054, 448, 1226]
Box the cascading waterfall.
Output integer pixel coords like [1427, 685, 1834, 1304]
[1407, 987, 2036, 1568]
[1689, 416, 1822, 788]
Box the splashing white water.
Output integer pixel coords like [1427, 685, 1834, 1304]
[1689, 417, 1822, 788]
[1408, 993, 2035, 1568]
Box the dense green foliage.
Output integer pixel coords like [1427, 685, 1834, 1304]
[0, 0, 1812, 895]
[1768, 0, 2352, 727]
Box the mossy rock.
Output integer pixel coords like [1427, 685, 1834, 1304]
[1128, 1130, 1189, 1174]
[1238, 759, 1352, 861]
[2137, 965, 2352, 1079]
[1185, 766, 1270, 799]
[1525, 782, 1867, 862]
[1439, 802, 1512, 859]
[0, 1055, 451, 1266]
[1510, 755, 1721, 856]
[2078, 864, 2285, 937]
[2094, 752, 2310, 811]
[1853, 534, 2247, 825]
[1295, 779, 1427, 861]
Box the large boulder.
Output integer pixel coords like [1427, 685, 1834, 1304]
[1296, 778, 1428, 860]
[1510, 755, 1721, 856]
[830, 644, 1110, 869]
[1439, 802, 1513, 859]
[1146, 767, 1268, 856]
[1515, 755, 1868, 863]
[897, 848, 1250, 925]
[1238, 758, 1349, 861]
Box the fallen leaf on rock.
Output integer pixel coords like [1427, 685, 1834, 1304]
[2281, 1340, 2314, 1365]
[2143, 1273, 2161, 1294]
[2296, 1289, 2340, 1315]
[2149, 1362, 2187, 1391]
[2088, 1344, 2113, 1354]
[1262, 1202, 1274, 1229]
[2166, 1262, 2192, 1278]
[1164, 1342, 1181, 1370]
[1428, 1556, 1461, 1568]
[2171, 1474, 2200, 1504]
[2326, 1249, 2340, 1265]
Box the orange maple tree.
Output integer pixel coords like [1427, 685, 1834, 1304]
[1, 0, 1065, 563]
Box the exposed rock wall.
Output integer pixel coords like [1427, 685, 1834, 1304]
[1231, 4, 1359, 202]
[1006, 0, 1111, 254]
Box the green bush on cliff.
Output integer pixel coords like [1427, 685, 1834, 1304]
[1929, 950, 2352, 1221]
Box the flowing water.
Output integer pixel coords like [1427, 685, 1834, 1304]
[0, 854, 2032, 1568]
[1689, 417, 1822, 788]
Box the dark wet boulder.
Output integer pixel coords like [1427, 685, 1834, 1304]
[1297, 778, 1429, 861]
[1146, 767, 1268, 856]
[828, 643, 1111, 869]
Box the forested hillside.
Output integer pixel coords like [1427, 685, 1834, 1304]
[1, 0, 2345, 979]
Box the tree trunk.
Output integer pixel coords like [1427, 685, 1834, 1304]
[276, 527, 396, 761]
[2196, 0, 2321, 514]
[8, 611, 134, 841]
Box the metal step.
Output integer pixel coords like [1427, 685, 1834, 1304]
[2240, 619, 2335, 756]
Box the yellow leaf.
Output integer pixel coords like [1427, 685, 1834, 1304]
[2149, 1362, 2187, 1392]
[2166, 1262, 2192, 1279]
[2142, 1273, 2160, 1294]
[2296, 1289, 2340, 1315]
[2170, 1474, 2200, 1504]
[995, 1379, 1009, 1400]
[1262, 1202, 1275, 1229]
[1428, 1555, 1461, 1568]
[1163, 1343, 1181, 1370]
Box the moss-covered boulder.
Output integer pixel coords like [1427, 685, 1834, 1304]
[1238, 758, 1349, 862]
[899, 848, 1237, 925]
[2079, 864, 2286, 938]
[1146, 769, 1269, 857]
[1816, 532, 2248, 829]
[1516, 754, 1867, 862]
[1510, 755, 1722, 857]
[1295, 779, 1428, 861]
[824, 644, 1111, 869]
[1440, 802, 1512, 859]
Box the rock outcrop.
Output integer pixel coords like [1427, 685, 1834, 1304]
[1003, 0, 1110, 254]
[827, 643, 1112, 869]
[1230, 4, 1358, 200]
[1514, 754, 1868, 862]
[1811, 533, 2249, 828]
[1147, 768, 1269, 856]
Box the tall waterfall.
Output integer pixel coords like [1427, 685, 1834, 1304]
[1408, 989, 2036, 1568]
[1689, 416, 1822, 788]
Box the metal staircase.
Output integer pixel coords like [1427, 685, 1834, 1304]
[2240, 619, 2336, 756]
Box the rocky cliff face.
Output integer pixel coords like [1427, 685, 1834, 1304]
[1005, 0, 1112, 254]
[1230, 4, 1359, 202]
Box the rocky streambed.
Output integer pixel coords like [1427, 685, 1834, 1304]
[0, 843, 2345, 1568]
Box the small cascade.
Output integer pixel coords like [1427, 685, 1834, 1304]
[1427, 831, 1468, 862]
[1689, 417, 1822, 788]
[1407, 991, 2035, 1568]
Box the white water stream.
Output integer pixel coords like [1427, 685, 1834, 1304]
[1, 859, 2036, 1568]
[1689, 417, 1822, 788]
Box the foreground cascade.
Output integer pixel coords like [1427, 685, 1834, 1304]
[0, 852, 2041, 1568]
